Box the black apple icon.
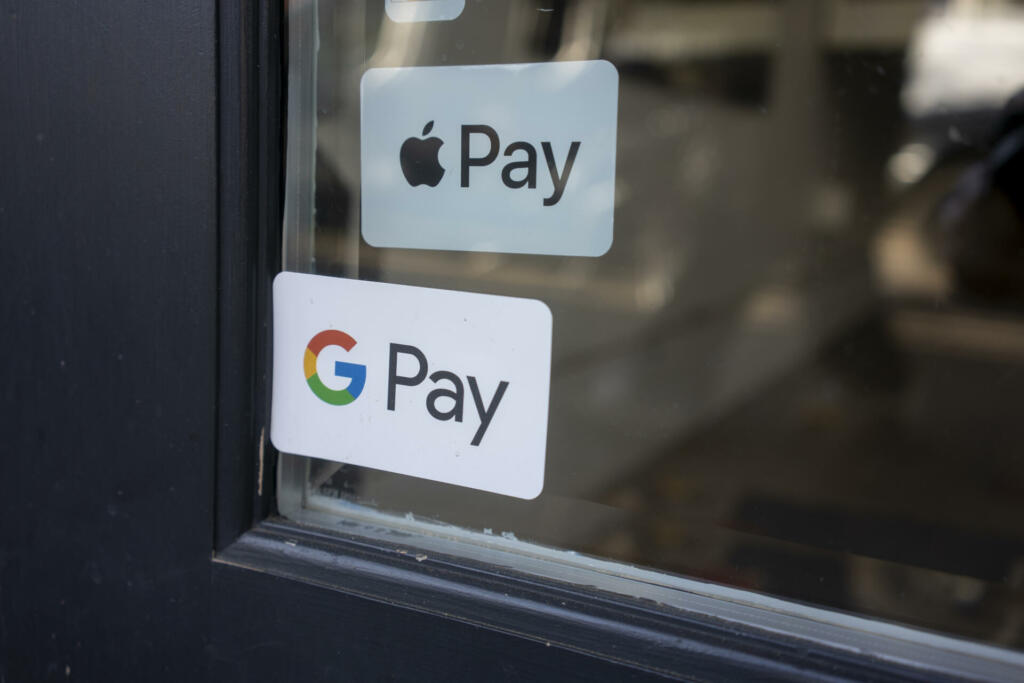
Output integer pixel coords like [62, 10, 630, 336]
[400, 121, 445, 187]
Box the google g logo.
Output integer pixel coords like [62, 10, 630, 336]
[304, 330, 366, 405]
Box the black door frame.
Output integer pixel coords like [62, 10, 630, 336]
[4, 0, 1008, 679]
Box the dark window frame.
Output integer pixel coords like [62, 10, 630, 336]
[209, 2, 1019, 680]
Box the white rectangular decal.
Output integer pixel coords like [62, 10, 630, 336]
[270, 272, 551, 499]
[384, 0, 464, 23]
[360, 60, 618, 256]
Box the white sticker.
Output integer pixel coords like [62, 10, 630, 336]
[384, 0, 465, 23]
[360, 60, 618, 256]
[270, 272, 552, 500]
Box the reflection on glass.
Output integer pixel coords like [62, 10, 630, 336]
[283, 0, 1024, 648]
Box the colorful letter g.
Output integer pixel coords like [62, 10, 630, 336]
[304, 330, 367, 405]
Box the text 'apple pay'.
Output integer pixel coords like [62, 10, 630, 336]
[360, 60, 618, 257]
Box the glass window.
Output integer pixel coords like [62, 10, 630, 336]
[279, 0, 1024, 650]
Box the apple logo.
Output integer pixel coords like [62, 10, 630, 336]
[400, 121, 445, 187]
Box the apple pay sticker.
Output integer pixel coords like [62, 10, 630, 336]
[270, 272, 552, 500]
[360, 60, 618, 257]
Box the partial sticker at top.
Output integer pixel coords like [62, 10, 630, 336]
[361, 60, 619, 257]
[385, 0, 465, 23]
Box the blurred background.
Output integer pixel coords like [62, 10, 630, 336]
[283, 0, 1024, 647]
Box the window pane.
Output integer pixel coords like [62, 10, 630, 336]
[280, 0, 1024, 649]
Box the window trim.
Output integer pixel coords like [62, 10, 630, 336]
[216, 516, 1023, 681]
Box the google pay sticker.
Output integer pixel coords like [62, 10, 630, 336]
[360, 60, 618, 257]
[270, 272, 552, 500]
